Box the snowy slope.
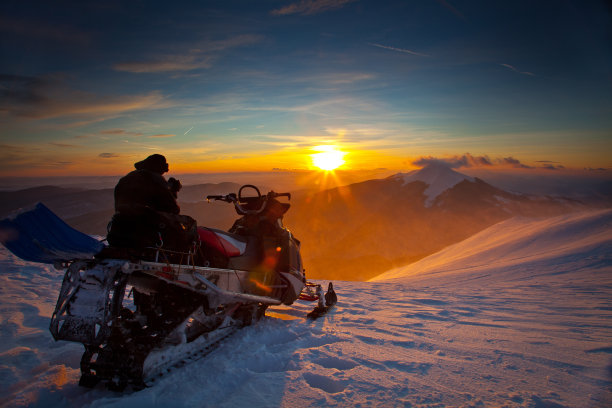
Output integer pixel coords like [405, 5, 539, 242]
[372, 209, 612, 284]
[1, 210, 611, 407]
[392, 165, 475, 206]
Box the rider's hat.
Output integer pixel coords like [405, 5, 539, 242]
[134, 154, 169, 174]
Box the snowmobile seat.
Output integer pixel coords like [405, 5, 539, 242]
[107, 206, 198, 253]
[197, 227, 247, 258]
[95, 245, 159, 262]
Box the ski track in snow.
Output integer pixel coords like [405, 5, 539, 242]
[0, 210, 611, 407]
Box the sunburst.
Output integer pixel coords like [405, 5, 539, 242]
[311, 145, 346, 171]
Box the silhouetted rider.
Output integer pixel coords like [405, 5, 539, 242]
[114, 154, 180, 215]
[108, 154, 195, 251]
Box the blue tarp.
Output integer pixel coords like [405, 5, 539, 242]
[0, 202, 104, 264]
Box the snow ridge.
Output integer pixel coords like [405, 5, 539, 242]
[393, 164, 475, 206]
[371, 208, 612, 283]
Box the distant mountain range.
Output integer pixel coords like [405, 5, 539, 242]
[0, 164, 597, 281]
[286, 165, 588, 280]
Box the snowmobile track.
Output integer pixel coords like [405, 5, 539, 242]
[142, 323, 240, 387]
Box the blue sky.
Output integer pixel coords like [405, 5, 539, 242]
[0, 0, 610, 176]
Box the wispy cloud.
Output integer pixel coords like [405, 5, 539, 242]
[323, 126, 386, 138]
[271, 0, 356, 16]
[49, 142, 78, 148]
[100, 129, 143, 136]
[114, 55, 214, 74]
[148, 134, 176, 138]
[0, 143, 76, 173]
[500, 63, 535, 76]
[368, 43, 429, 57]
[0, 74, 173, 120]
[99, 153, 120, 158]
[435, 0, 466, 20]
[291, 72, 375, 85]
[114, 35, 263, 73]
[201, 35, 264, 52]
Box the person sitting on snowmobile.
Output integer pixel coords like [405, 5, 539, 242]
[114, 154, 180, 215]
[107, 154, 197, 252]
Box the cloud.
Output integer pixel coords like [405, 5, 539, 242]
[500, 63, 535, 76]
[413, 154, 539, 169]
[435, 0, 466, 20]
[100, 129, 143, 136]
[271, 0, 356, 16]
[113, 35, 263, 74]
[49, 142, 78, 148]
[148, 134, 176, 138]
[292, 72, 375, 85]
[0, 145, 75, 173]
[0, 74, 49, 106]
[368, 43, 429, 57]
[534, 160, 565, 170]
[99, 153, 120, 158]
[541, 164, 565, 170]
[201, 35, 264, 52]
[413, 154, 492, 169]
[0, 74, 172, 120]
[500, 157, 532, 169]
[114, 55, 214, 74]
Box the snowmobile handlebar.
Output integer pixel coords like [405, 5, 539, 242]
[206, 185, 291, 215]
[205, 193, 237, 203]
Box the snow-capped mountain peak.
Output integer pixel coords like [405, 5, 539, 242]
[392, 164, 475, 206]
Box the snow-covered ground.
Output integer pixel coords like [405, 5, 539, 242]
[1, 210, 611, 407]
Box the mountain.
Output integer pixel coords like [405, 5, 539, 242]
[0, 166, 589, 281]
[287, 164, 585, 281]
[391, 165, 475, 207]
[1, 209, 610, 407]
[0, 182, 244, 235]
[0, 186, 111, 219]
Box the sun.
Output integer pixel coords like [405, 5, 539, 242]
[311, 145, 346, 171]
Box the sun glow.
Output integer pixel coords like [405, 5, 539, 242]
[311, 145, 346, 171]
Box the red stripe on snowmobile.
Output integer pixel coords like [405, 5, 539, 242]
[298, 293, 319, 302]
[197, 228, 246, 257]
[156, 271, 175, 280]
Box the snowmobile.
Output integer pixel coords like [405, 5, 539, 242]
[0, 185, 336, 391]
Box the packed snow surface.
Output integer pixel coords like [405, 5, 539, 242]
[1, 210, 611, 407]
[393, 165, 475, 207]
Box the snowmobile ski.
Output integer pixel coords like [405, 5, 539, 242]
[307, 282, 337, 319]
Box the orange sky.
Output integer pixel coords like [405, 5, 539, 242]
[1, 2, 610, 179]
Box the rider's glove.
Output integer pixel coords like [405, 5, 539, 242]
[168, 177, 182, 193]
